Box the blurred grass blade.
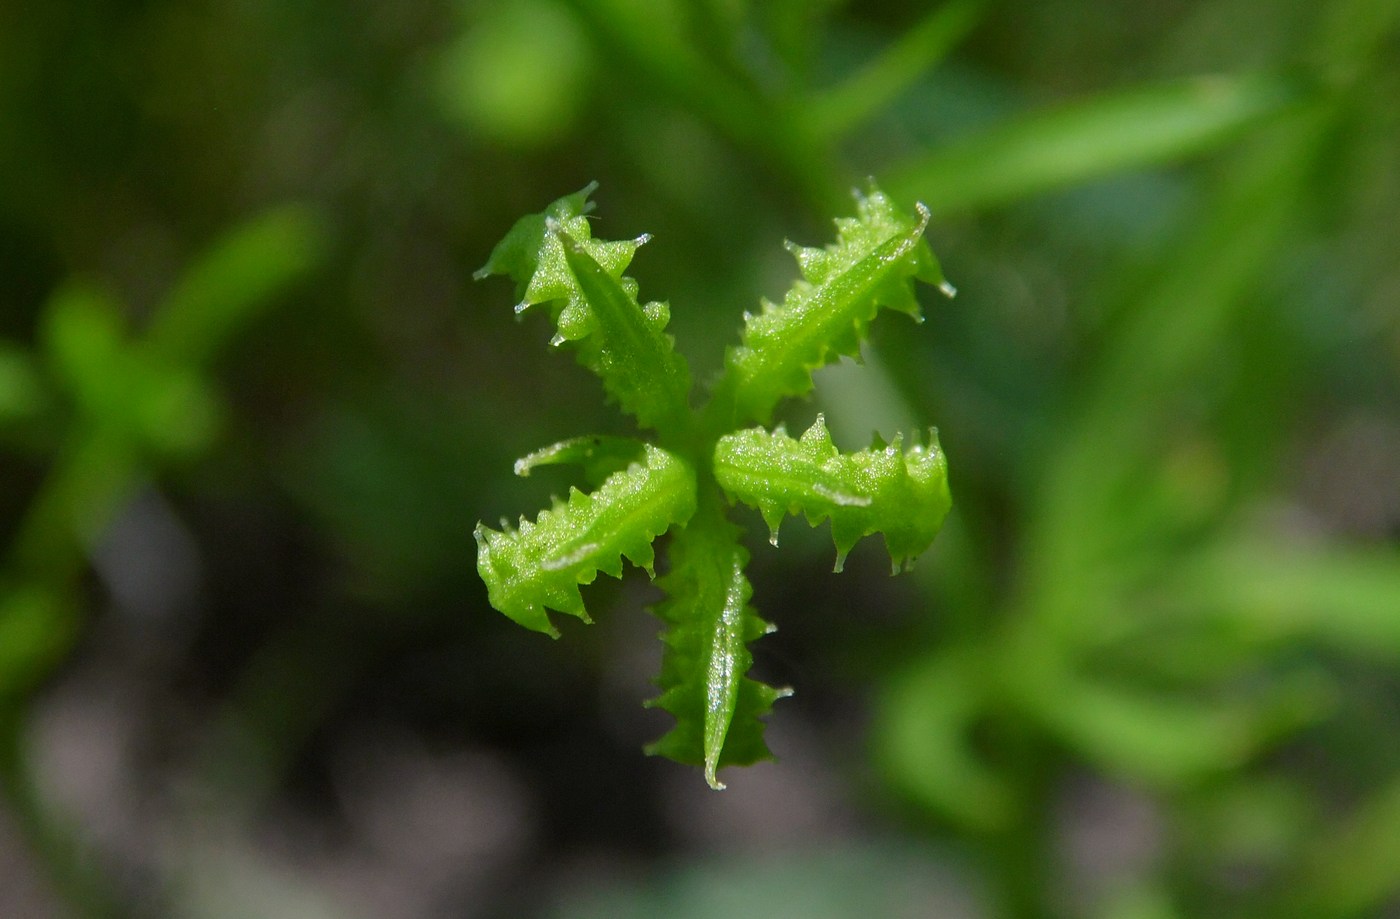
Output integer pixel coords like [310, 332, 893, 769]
[1177, 540, 1400, 658]
[887, 73, 1307, 213]
[0, 343, 44, 424]
[144, 205, 326, 367]
[873, 651, 1013, 831]
[560, 0, 763, 143]
[1022, 669, 1328, 785]
[0, 586, 75, 702]
[1283, 775, 1400, 919]
[40, 282, 129, 417]
[1020, 104, 1334, 610]
[806, 0, 986, 141]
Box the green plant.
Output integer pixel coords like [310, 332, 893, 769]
[0, 206, 324, 913]
[475, 182, 954, 787]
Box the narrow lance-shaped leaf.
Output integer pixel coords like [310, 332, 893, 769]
[475, 183, 692, 433]
[714, 414, 951, 572]
[144, 204, 327, 367]
[646, 499, 788, 788]
[558, 235, 692, 433]
[712, 186, 953, 427]
[885, 73, 1307, 215]
[475, 443, 697, 636]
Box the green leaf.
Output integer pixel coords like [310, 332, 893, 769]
[714, 414, 951, 572]
[41, 282, 130, 420]
[1019, 668, 1331, 786]
[646, 502, 788, 788]
[559, 235, 693, 433]
[713, 186, 952, 426]
[1173, 538, 1400, 659]
[40, 283, 221, 456]
[475, 183, 954, 787]
[144, 204, 326, 367]
[1284, 775, 1400, 919]
[872, 650, 1014, 831]
[806, 0, 986, 141]
[886, 73, 1308, 213]
[475, 183, 632, 295]
[0, 342, 44, 424]
[476, 184, 692, 433]
[475, 443, 697, 636]
[512, 434, 648, 486]
[0, 585, 76, 702]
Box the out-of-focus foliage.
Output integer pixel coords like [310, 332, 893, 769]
[2, 0, 1398, 917]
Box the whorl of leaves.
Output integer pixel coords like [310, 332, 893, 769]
[475, 186, 952, 786]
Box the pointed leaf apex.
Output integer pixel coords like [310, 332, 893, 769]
[705, 764, 727, 791]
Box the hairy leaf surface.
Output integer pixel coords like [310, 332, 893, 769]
[647, 501, 788, 788]
[714, 414, 951, 571]
[475, 444, 696, 636]
[475, 183, 692, 433]
[714, 187, 953, 426]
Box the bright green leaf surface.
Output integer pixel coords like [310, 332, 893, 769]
[475, 444, 697, 636]
[476, 183, 692, 433]
[513, 434, 647, 486]
[476, 186, 951, 783]
[646, 501, 787, 788]
[714, 414, 950, 572]
[714, 187, 952, 426]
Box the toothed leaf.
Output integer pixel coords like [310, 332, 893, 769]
[513, 435, 646, 486]
[646, 504, 787, 788]
[475, 444, 697, 636]
[714, 414, 951, 572]
[715, 186, 953, 425]
[475, 183, 692, 433]
[474, 183, 955, 789]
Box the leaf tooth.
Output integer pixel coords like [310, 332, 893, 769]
[760, 503, 785, 546]
[623, 539, 658, 577]
[715, 418, 951, 573]
[799, 412, 831, 447]
[641, 300, 670, 329]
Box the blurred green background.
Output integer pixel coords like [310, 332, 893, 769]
[3, 0, 1399, 917]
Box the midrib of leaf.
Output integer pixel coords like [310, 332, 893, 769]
[475, 444, 697, 636]
[560, 234, 691, 435]
[647, 494, 786, 788]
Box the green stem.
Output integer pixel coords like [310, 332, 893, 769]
[982, 744, 1059, 919]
